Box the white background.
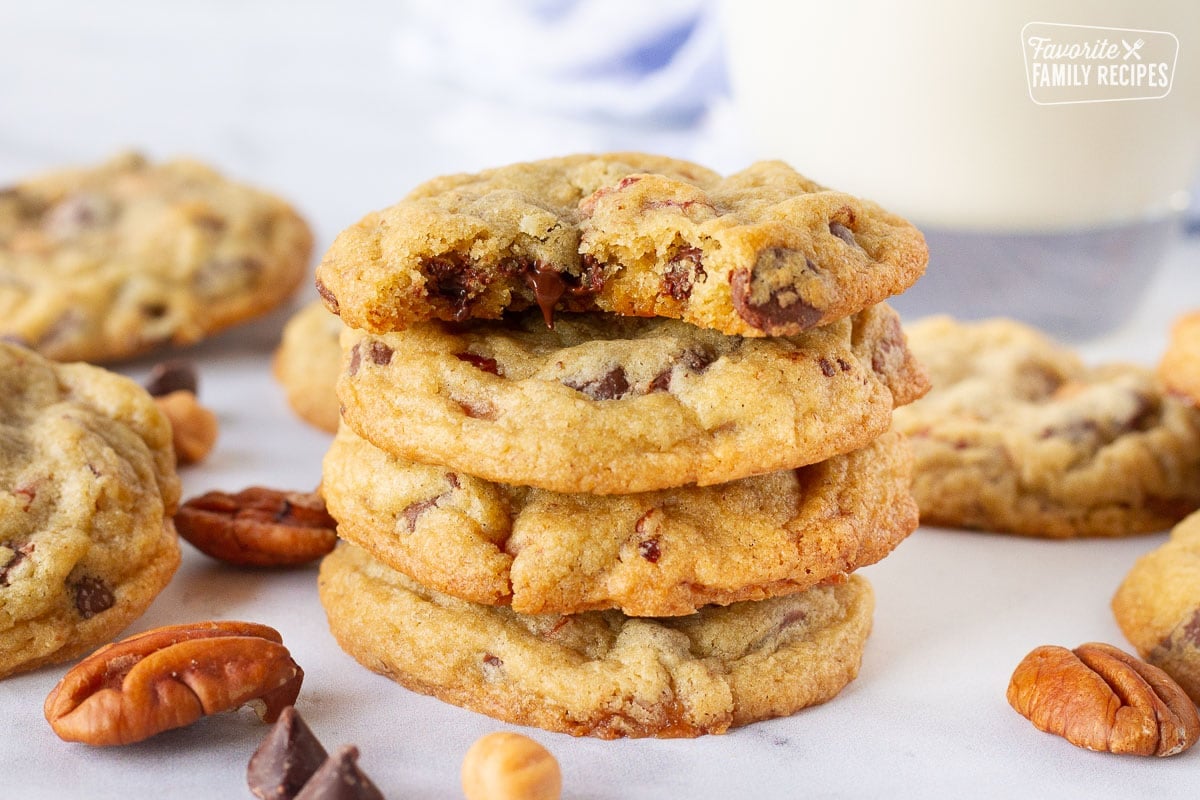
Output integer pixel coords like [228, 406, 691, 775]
[1, 2, 1198, 797]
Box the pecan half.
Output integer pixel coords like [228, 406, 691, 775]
[44, 621, 303, 746]
[175, 488, 337, 567]
[1007, 642, 1200, 756]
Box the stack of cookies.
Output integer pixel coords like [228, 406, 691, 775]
[314, 154, 930, 737]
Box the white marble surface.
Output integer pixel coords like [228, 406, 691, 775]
[1, 3, 1199, 797]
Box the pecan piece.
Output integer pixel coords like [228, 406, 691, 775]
[1007, 642, 1200, 756]
[44, 621, 303, 746]
[175, 487, 337, 567]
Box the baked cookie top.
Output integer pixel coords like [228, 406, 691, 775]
[893, 316, 1200, 537]
[323, 424, 916, 616]
[319, 543, 873, 738]
[315, 153, 926, 337]
[1112, 510, 1200, 704]
[0, 342, 181, 678]
[0, 152, 312, 362]
[273, 300, 342, 434]
[338, 302, 928, 494]
[1160, 311, 1200, 406]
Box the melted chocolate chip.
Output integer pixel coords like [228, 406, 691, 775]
[455, 352, 501, 375]
[521, 261, 567, 328]
[72, 576, 115, 619]
[638, 538, 662, 563]
[247, 706, 329, 800]
[836, 358, 851, 372]
[648, 370, 672, 393]
[829, 221, 859, 247]
[315, 278, 340, 314]
[565, 367, 630, 400]
[422, 253, 489, 321]
[144, 359, 198, 397]
[293, 746, 384, 800]
[365, 341, 393, 366]
[729, 249, 823, 334]
[818, 358, 836, 378]
[662, 246, 706, 301]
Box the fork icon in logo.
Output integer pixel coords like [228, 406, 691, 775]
[1122, 38, 1145, 60]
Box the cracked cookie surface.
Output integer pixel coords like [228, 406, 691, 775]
[893, 316, 1200, 537]
[318, 542, 873, 738]
[323, 424, 916, 616]
[315, 153, 926, 337]
[0, 153, 312, 362]
[0, 342, 181, 678]
[337, 303, 927, 494]
[273, 300, 342, 433]
[1112, 511, 1200, 704]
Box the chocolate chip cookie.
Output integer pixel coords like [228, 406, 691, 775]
[273, 300, 343, 433]
[893, 316, 1200, 537]
[318, 542, 873, 738]
[315, 153, 926, 337]
[0, 342, 181, 678]
[323, 424, 916, 615]
[1160, 311, 1200, 406]
[338, 303, 927, 494]
[0, 152, 312, 362]
[1112, 511, 1200, 704]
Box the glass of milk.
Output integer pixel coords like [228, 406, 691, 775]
[720, 1, 1200, 339]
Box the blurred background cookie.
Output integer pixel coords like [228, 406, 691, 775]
[273, 301, 343, 434]
[893, 316, 1200, 537]
[0, 153, 312, 363]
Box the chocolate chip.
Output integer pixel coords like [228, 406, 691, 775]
[0, 542, 34, 587]
[836, 358, 851, 372]
[422, 253, 489, 322]
[455, 352, 501, 375]
[637, 538, 661, 563]
[648, 370, 672, 393]
[44, 192, 115, 239]
[293, 746, 384, 800]
[401, 496, 440, 532]
[564, 367, 630, 400]
[519, 261, 567, 328]
[729, 249, 824, 334]
[366, 342, 392, 366]
[1178, 608, 1200, 648]
[829, 221, 858, 247]
[71, 576, 114, 619]
[662, 246, 706, 301]
[480, 653, 504, 683]
[315, 279, 340, 314]
[247, 706, 329, 800]
[818, 358, 836, 377]
[347, 344, 363, 377]
[680, 347, 715, 374]
[144, 359, 198, 397]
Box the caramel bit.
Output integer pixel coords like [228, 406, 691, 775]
[455, 352, 502, 375]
